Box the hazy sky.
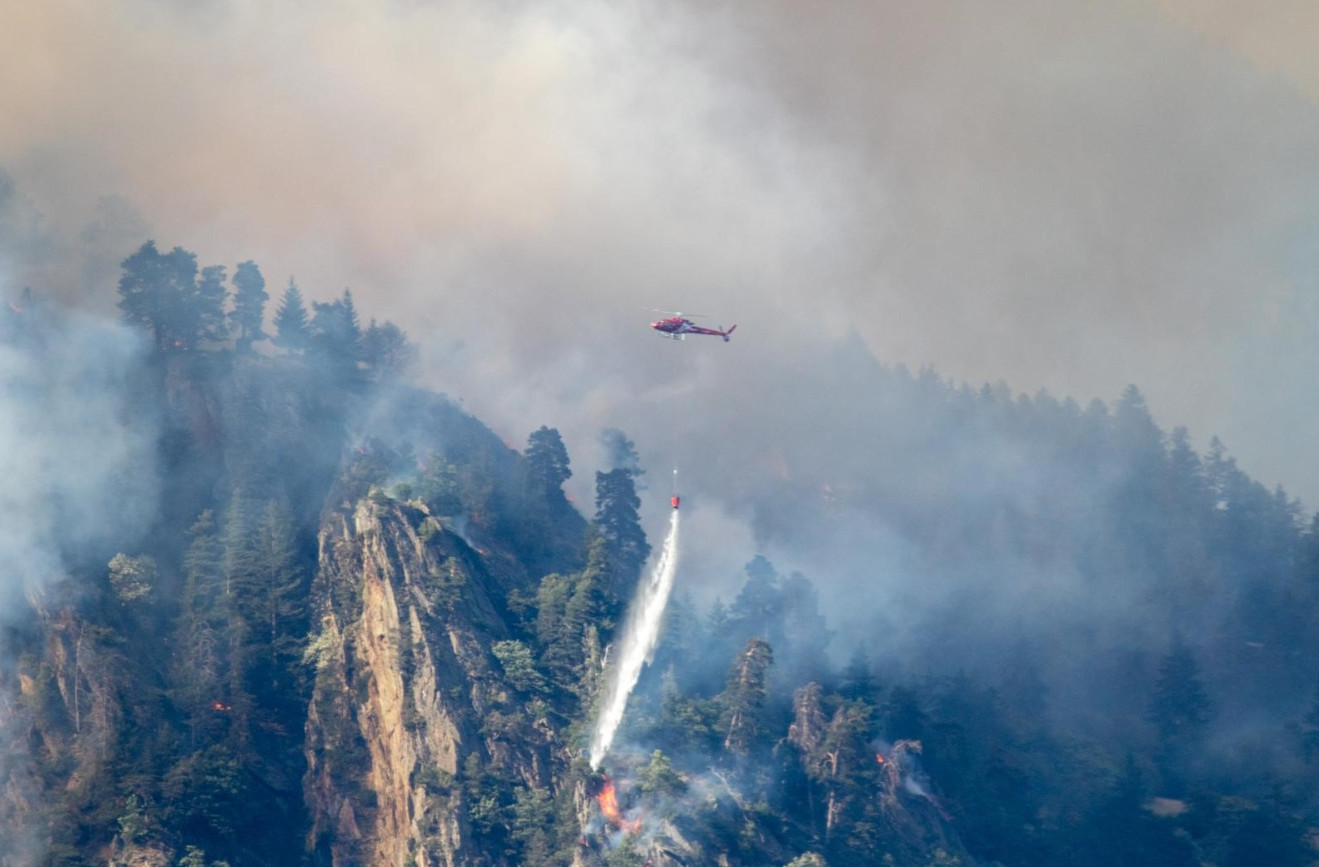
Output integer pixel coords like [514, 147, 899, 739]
[3, 0, 1318, 520]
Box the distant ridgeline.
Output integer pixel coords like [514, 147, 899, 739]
[0, 242, 1317, 867]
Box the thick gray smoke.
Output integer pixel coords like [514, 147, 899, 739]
[0, 280, 160, 867]
[2, 0, 1318, 707]
[0, 292, 160, 608]
[4, 1, 1319, 508]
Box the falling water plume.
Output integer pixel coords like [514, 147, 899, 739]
[589, 507, 681, 769]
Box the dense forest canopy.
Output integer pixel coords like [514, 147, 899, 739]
[0, 242, 1318, 867]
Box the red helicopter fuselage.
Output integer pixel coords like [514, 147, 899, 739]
[650, 316, 737, 342]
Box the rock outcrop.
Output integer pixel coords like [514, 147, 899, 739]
[304, 497, 518, 867]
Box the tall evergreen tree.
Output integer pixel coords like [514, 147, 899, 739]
[1148, 633, 1214, 788]
[117, 241, 205, 351]
[360, 319, 416, 377]
[525, 426, 572, 494]
[250, 501, 306, 669]
[594, 467, 650, 581]
[1150, 636, 1214, 740]
[840, 645, 876, 702]
[310, 289, 362, 370]
[195, 264, 230, 343]
[230, 260, 268, 352]
[535, 538, 620, 691]
[273, 279, 310, 355]
[729, 555, 783, 644]
[721, 638, 774, 756]
[818, 700, 874, 845]
[174, 511, 227, 748]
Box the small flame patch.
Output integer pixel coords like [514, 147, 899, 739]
[595, 776, 642, 834]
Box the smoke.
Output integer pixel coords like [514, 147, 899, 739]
[4, 0, 1319, 492]
[599, 428, 644, 481]
[4, 0, 1318, 501]
[0, 297, 160, 607]
[591, 507, 681, 770]
[0, 285, 160, 867]
[3, 0, 1319, 745]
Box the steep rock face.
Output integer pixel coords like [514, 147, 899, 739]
[304, 498, 519, 867]
[0, 601, 129, 867]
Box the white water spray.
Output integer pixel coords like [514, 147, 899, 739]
[589, 507, 681, 770]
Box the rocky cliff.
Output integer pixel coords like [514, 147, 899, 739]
[304, 497, 557, 867]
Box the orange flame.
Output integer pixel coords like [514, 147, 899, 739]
[875, 752, 885, 764]
[595, 777, 642, 834]
[211, 701, 231, 712]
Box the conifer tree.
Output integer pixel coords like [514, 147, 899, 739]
[594, 467, 649, 582]
[195, 264, 229, 343]
[230, 260, 267, 352]
[818, 700, 874, 843]
[273, 279, 310, 355]
[729, 554, 783, 643]
[721, 638, 773, 756]
[360, 319, 417, 377]
[223, 497, 297, 668]
[175, 511, 227, 747]
[117, 241, 206, 351]
[536, 539, 622, 692]
[1148, 633, 1214, 788]
[310, 289, 362, 371]
[840, 645, 876, 702]
[526, 426, 572, 494]
[251, 501, 306, 673]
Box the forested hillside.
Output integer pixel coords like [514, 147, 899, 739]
[2, 242, 1318, 867]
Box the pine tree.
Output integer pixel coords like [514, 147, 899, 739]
[230, 260, 268, 352]
[195, 265, 229, 343]
[840, 645, 876, 702]
[535, 540, 621, 693]
[117, 241, 204, 351]
[594, 468, 649, 582]
[174, 511, 227, 748]
[651, 591, 703, 686]
[273, 279, 310, 355]
[729, 555, 783, 644]
[225, 497, 304, 689]
[721, 638, 774, 756]
[780, 571, 832, 684]
[360, 319, 417, 377]
[818, 700, 874, 843]
[883, 685, 930, 742]
[1149, 635, 1214, 742]
[1165, 427, 1210, 512]
[1148, 633, 1213, 789]
[534, 572, 575, 682]
[310, 289, 362, 371]
[526, 426, 572, 494]
[637, 749, 686, 798]
[252, 501, 306, 675]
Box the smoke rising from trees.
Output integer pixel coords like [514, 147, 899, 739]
[0, 296, 160, 609]
[2, 0, 1319, 504]
[4, 10, 1319, 859]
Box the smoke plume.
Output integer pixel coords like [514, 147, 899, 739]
[0, 296, 160, 608]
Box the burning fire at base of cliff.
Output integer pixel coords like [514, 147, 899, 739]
[593, 775, 642, 835]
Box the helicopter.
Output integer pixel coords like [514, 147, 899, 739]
[646, 309, 737, 342]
